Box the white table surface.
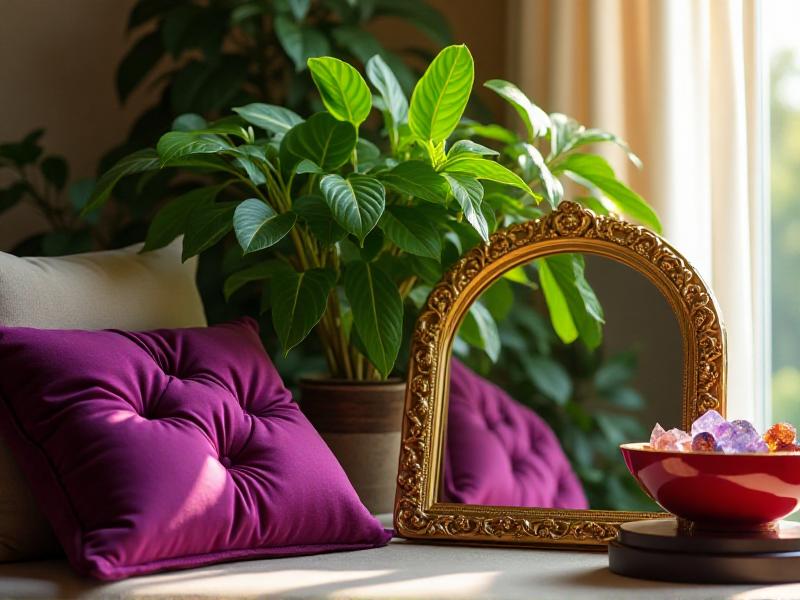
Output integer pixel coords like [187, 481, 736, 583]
[0, 537, 797, 600]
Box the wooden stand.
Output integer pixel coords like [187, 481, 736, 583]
[609, 518, 800, 584]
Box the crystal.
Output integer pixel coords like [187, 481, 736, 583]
[763, 422, 797, 452]
[691, 432, 718, 452]
[691, 409, 726, 438]
[653, 427, 691, 451]
[725, 419, 763, 453]
[650, 423, 666, 447]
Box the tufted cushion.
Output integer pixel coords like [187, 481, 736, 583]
[0, 318, 390, 580]
[0, 239, 207, 563]
[444, 360, 588, 508]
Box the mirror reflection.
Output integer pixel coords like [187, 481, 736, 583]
[439, 252, 682, 512]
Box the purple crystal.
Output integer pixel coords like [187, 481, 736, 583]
[691, 409, 726, 437]
[691, 431, 718, 452]
[722, 419, 763, 453]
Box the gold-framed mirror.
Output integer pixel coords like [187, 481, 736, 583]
[393, 201, 727, 548]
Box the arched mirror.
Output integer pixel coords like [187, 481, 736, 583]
[394, 202, 726, 548]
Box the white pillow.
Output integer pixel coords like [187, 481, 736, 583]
[0, 239, 207, 560]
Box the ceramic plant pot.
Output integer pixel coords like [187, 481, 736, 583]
[299, 378, 406, 515]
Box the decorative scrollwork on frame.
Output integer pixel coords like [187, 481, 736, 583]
[394, 201, 727, 548]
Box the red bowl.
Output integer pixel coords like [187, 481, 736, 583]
[621, 442, 800, 530]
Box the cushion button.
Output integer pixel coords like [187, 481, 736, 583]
[220, 456, 232, 468]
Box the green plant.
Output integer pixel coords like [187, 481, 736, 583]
[85, 43, 659, 383]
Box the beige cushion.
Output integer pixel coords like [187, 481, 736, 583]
[0, 239, 206, 561]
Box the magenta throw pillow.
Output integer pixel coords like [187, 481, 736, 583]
[444, 359, 588, 509]
[0, 318, 390, 580]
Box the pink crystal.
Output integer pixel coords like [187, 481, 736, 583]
[653, 428, 691, 451]
[650, 423, 666, 446]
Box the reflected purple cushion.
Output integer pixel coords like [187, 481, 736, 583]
[445, 360, 588, 509]
[0, 318, 390, 580]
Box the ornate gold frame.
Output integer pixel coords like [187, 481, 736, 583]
[394, 201, 727, 548]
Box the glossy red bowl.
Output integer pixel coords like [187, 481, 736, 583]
[621, 442, 800, 530]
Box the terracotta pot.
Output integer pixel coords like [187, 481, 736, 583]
[299, 378, 406, 515]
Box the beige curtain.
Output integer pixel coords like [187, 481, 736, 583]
[507, 0, 765, 423]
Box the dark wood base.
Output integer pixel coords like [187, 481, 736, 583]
[609, 518, 800, 584]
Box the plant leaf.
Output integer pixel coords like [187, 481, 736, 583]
[521, 143, 562, 208]
[116, 30, 164, 103]
[144, 183, 228, 252]
[366, 54, 408, 128]
[379, 205, 442, 259]
[286, 0, 311, 20]
[319, 174, 385, 244]
[555, 153, 661, 232]
[458, 301, 500, 362]
[294, 194, 347, 245]
[156, 131, 232, 165]
[523, 355, 573, 405]
[484, 79, 550, 140]
[447, 139, 498, 159]
[182, 201, 237, 261]
[344, 260, 403, 377]
[442, 173, 488, 241]
[280, 112, 357, 172]
[537, 253, 604, 349]
[444, 154, 537, 200]
[274, 15, 330, 72]
[233, 199, 296, 254]
[41, 156, 68, 190]
[172, 113, 208, 131]
[408, 44, 474, 143]
[308, 56, 372, 126]
[82, 148, 160, 214]
[271, 267, 337, 354]
[233, 103, 304, 135]
[223, 260, 285, 301]
[372, 0, 452, 46]
[380, 160, 449, 204]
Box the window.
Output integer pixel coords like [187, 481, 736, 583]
[766, 0, 800, 425]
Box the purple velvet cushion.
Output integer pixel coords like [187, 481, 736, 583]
[445, 359, 588, 509]
[0, 318, 390, 580]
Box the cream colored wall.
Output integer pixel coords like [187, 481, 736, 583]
[0, 0, 508, 250]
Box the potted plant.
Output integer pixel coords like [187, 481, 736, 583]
[84, 44, 657, 513]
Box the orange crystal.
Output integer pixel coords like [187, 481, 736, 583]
[763, 422, 797, 452]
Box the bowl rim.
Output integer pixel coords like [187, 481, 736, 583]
[620, 441, 800, 456]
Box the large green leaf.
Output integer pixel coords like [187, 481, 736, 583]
[537, 253, 604, 349]
[442, 173, 488, 241]
[144, 183, 228, 251]
[344, 261, 403, 377]
[233, 103, 304, 135]
[223, 260, 285, 300]
[366, 54, 408, 130]
[443, 155, 537, 200]
[233, 199, 296, 254]
[380, 160, 449, 204]
[550, 113, 641, 167]
[555, 153, 661, 232]
[271, 267, 337, 354]
[379, 205, 442, 259]
[82, 148, 160, 214]
[182, 201, 237, 261]
[408, 44, 474, 143]
[484, 79, 550, 140]
[446, 139, 498, 160]
[156, 131, 232, 165]
[458, 301, 500, 362]
[294, 194, 347, 245]
[307, 57, 372, 127]
[274, 15, 330, 72]
[320, 174, 385, 244]
[280, 113, 357, 172]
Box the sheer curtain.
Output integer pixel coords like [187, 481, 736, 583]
[506, 0, 765, 423]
